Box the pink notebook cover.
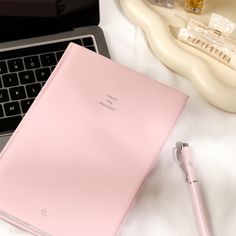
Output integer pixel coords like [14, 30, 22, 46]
[0, 43, 187, 236]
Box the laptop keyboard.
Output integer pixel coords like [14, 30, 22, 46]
[0, 36, 96, 134]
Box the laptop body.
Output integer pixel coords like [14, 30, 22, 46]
[0, 43, 187, 236]
[0, 0, 110, 151]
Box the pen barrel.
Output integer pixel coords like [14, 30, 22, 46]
[182, 147, 212, 236]
[189, 182, 212, 236]
[182, 147, 197, 183]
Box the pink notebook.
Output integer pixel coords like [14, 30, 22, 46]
[0, 43, 187, 236]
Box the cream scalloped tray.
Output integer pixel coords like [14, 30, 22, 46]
[119, 0, 236, 113]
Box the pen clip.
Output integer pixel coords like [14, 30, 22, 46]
[174, 142, 189, 181]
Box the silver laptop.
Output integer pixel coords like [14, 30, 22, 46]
[0, 0, 110, 150]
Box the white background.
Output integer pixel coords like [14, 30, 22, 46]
[1, 0, 236, 235]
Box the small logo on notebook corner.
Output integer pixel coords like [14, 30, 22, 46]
[41, 208, 48, 217]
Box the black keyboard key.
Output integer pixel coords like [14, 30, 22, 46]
[24, 56, 40, 69]
[19, 70, 35, 84]
[0, 78, 2, 88]
[26, 83, 41, 98]
[7, 58, 24, 72]
[40, 53, 56, 67]
[20, 99, 34, 113]
[56, 51, 64, 61]
[9, 86, 26, 100]
[0, 105, 4, 117]
[35, 68, 51, 81]
[0, 116, 22, 133]
[75, 39, 82, 46]
[51, 66, 56, 72]
[0, 89, 9, 103]
[0, 61, 8, 74]
[87, 46, 96, 52]
[2, 73, 19, 87]
[82, 37, 94, 46]
[4, 102, 21, 116]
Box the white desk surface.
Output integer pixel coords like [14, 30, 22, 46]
[1, 1, 236, 236]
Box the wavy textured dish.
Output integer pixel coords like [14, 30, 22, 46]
[119, 0, 236, 112]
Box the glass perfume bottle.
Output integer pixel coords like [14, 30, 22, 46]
[185, 0, 204, 14]
[148, 0, 174, 9]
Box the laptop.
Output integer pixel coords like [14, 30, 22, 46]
[0, 0, 110, 151]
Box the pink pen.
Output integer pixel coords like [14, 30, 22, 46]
[175, 142, 212, 236]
